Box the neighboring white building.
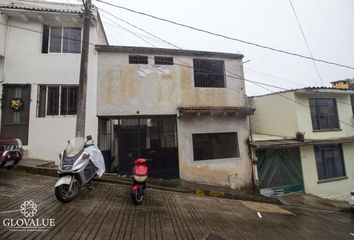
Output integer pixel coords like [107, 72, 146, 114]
[0, 0, 108, 161]
[249, 88, 354, 200]
[95, 46, 255, 188]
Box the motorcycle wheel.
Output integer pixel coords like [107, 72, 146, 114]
[55, 182, 79, 203]
[132, 189, 144, 205]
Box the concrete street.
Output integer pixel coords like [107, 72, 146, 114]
[0, 170, 353, 240]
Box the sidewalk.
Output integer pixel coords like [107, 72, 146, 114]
[276, 192, 351, 212]
[14, 158, 351, 212]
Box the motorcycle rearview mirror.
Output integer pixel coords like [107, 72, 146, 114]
[128, 153, 134, 161]
[147, 151, 155, 159]
[86, 135, 92, 141]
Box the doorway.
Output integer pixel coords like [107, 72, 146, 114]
[1, 84, 31, 144]
[99, 116, 179, 179]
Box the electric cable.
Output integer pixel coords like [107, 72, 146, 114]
[94, 0, 354, 70]
[288, 0, 323, 86]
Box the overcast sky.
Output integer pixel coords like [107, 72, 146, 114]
[62, 0, 354, 96]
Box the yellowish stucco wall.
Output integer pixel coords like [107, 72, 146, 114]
[97, 51, 252, 186]
[250, 91, 354, 199]
[300, 143, 354, 200]
[97, 52, 246, 116]
[249, 92, 298, 137]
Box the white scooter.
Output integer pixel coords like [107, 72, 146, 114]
[54, 135, 105, 203]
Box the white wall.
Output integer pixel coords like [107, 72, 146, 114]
[177, 115, 252, 188]
[0, 14, 8, 57]
[2, 12, 106, 163]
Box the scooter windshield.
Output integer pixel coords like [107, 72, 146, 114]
[65, 137, 85, 158]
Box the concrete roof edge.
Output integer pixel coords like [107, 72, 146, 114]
[248, 87, 354, 98]
[95, 45, 244, 59]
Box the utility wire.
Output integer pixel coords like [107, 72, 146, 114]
[101, 14, 156, 47]
[99, 8, 180, 49]
[0, 21, 286, 92]
[288, 0, 323, 86]
[245, 67, 304, 87]
[2, 11, 352, 109]
[94, 0, 354, 70]
[250, 81, 354, 129]
[98, 8, 281, 93]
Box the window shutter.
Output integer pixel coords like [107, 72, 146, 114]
[38, 86, 47, 117]
[41, 25, 49, 54]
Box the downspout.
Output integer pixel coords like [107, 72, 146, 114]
[247, 97, 259, 190]
[1, 15, 10, 84]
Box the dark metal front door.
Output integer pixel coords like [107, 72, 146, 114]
[257, 148, 304, 195]
[1, 85, 31, 145]
[117, 116, 179, 179]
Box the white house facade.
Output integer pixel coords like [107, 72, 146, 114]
[0, 0, 108, 161]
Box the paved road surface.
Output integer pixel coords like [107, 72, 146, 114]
[0, 170, 353, 240]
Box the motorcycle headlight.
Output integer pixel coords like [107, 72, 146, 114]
[63, 165, 73, 170]
[133, 175, 147, 182]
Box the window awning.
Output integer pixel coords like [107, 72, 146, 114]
[251, 136, 354, 150]
[177, 106, 255, 117]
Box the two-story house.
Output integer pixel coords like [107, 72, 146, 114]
[0, 0, 107, 161]
[95, 46, 255, 188]
[249, 87, 354, 200]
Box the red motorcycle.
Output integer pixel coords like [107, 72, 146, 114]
[129, 152, 154, 205]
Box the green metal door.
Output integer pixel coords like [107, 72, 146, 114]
[257, 148, 304, 195]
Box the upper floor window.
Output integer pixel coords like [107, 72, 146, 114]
[192, 132, 239, 161]
[193, 59, 225, 88]
[309, 98, 340, 130]
[37, 85, 78, 117]
[154, 56, 173, 65]
[42, 25, 81, 54]
[129, 55, 148, 64]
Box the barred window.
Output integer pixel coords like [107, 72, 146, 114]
[154, 56, 173, 65]
[314, 144, 346, 180]
[129, 55, 148, 64]
[192, 132, 239, 161]
[309, 98, 340, 130]
[38, 85, 78, 117]
[193, 59, 225, 88]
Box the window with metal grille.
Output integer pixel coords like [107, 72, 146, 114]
[192, 132, 239, 161]
[193, 59, 225, 88]
[309, 98, 340, 130]
[60, 86, 79, 115]
[154, 56, 173, 65]
[314, 144, 346, 180]
[37, 85, 78, 117]
[351, 95, 354, 115]
[129, 55, 148, 64]
[42, 25, 81, 54]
